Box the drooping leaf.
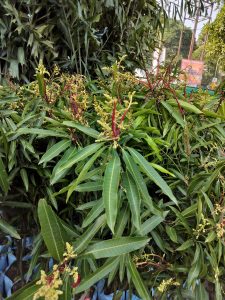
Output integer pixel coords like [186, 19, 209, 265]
[0, 157, 9, 193]
[128, 147, 178, 205]
[122, 149, 156, 213]
[82, 199, 104, 228]
[74, 214, 106, 254]
[0, 218, 21, 239]
[20, 168, 29, 192]
[66, 146, 105, 201]
[127, 255, 150, 299]
[38, 199, 66, 261]
[51, 143, 103, 184]
[139, 212, 168, 236]
[161, 101, 185, 127]
[103, 150, 121, 233]
[123, 172, 141, 230]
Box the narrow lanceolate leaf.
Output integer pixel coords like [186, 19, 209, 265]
[103, 150, 121, 233]
[84, 237, 149, 259]
[123, 172, 141, 230]
[75, 181, 102, 192]
[127, 255, 150, 300]
[66, 147, 105, 201]
[139, 212, 168, 236]
[38, 199, 66, 261]
[74, 214, 106, 254]
[167, 99, 202, 114]
[128, 147, 178, 205]
[0, 218, 21, 239]
[187, 260, 201, 288]
[16, 128, 68, 138]
[82, 199, 104, 228]
[7, 282, 39, 300]
[161, 101, 185, 127]
[52, 143, 103, 184]
[39, 139, 71, 164]
[50, 147, 77, 185]
[63, 121, 100, 138]
[122, 149, 154, 212]
[20, 168, 29, 192]
[0, 157, 9, 193]
[75, 257, 119, 294]
[61, 274, 72, 300]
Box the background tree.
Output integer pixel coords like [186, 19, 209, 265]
[203, 4, 225, 73]
[0, 0, 210, 83]
[163, 19, 193, 64]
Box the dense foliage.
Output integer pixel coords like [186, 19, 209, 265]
[0, 0, 210, 83]
[203, 4, 225, 72]
[0, 61, 224, 299]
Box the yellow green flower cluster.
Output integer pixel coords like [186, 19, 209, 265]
[33, 243, 79, 300]
[157, 278, 180, 293]
[193, 213, 210, 239]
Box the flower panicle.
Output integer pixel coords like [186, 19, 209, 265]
[33, 243, 79, 300]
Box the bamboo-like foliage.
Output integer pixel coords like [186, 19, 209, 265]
[0, 0, 208, 82]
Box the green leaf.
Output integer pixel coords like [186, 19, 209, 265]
[75, 181, 102, 192]
[16, 128, 68, 138]
[122, 149, 155, 213]
[0, 218, 21, 239]
[63, 121, 100, 138]
[127, 255, 150, 299]
[123, 172, 141, 230]
[215, 281, 223, 300]
[39, 140, 71, 164]
[20, 168, 29, 192]
[187, 260, 201, 287]
[205, 231, 216, 243]
[26, 235, 42, 282]
[144, 135, 162, 161]
[128, 147, 178, 205]
[50, 147, 77, 185]
[151, 230, 166, 252]
[7, 282, 39, 300]
[149, 163, 175, 177]
[82, 199, 104, 228]
[103, 150, 121, 233]
[75, 257, 119, 294]
[38, 199, 66, 261]
[161, 101, 185, 127]
[74, 214, 106, 254]
[0, 157, 9, 193]
[66, 147, 105, 201]
[139, 213, 168, 236]
[60, 274, 72, 300]
[84, 237, 149, 259]
[176, 239, 194, 251]
[52, 143, 103, 184]
[165, 225, 178, 243]
[114, 205, 129, 237]
[195, 282, 209, 300]
[167, 99, 202, 114]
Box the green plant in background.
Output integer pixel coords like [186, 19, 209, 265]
[163, 19, 193, 63]
[0, 61, 225, 299]
[0, 0, 211, 83]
